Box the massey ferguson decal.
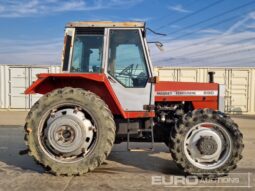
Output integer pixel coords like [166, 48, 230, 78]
[156, 90, 218, 96]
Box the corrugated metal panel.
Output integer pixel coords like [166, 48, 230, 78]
[0, 66, 3, 108]
[0, 65, 9, 109]
[157, 68, 177, 81]
[0, 66, 5, 108]
[8, 67, 50, 109]
[251, 69, 255, 114]
[49, 65, 61, 73]
[178, 68, 198, 82]
[228, 69, 249, 113]
[0, 65, 61, 110]
[9, 67, 29, 108]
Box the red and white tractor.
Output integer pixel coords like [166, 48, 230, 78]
[24, 21, 243, 177]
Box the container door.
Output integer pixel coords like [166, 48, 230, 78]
[228, 69, 249, 113]
[178, 68, 198, 82]
[9, 67, 29, 108]
[158, 68, 177, 81]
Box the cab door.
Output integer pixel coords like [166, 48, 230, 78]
[105, 29, 154, 111]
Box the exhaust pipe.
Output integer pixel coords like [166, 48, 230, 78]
[208, 71, 215, 83]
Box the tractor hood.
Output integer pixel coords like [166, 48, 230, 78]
[155, 81, 219, 110]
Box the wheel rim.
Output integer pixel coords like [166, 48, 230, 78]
[184, 122, 232, 170]
[38, 104, 98, 163]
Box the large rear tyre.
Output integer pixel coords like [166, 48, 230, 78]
[24, 87, 116, 176]
[170, 109, 244, 178]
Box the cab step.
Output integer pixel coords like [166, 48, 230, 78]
[127, 125, 154, 151]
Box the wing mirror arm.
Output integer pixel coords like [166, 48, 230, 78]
[146, 28, 166, 51]
[147, 41, 164, 51]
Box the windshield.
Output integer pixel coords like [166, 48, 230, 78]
[71, 35, 104, 73]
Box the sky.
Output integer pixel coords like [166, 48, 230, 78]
[0, 0, 255, 67]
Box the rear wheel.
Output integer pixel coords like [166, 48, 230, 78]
[24, 87, 116, 176]
[170, 109, 243, 178]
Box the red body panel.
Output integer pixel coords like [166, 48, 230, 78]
[155, 81, 219, 110]
[25, 73, 219, 118]
[25, 73, 154, 119]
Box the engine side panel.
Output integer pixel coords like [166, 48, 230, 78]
[155, 81, 219, 110]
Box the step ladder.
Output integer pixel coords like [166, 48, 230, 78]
[127, 119, 154, 152]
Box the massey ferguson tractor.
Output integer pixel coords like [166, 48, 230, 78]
[24, 21, 243, 178]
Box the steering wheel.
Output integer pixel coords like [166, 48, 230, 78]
[118, 64, 134, 76]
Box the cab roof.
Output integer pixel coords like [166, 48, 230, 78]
[66, 21, 145, 28]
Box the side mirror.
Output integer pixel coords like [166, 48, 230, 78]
[148, 41, 164, 52]
[155, 42, 164, 52]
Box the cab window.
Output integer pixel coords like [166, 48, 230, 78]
[71, 35, 103, 73]
[107, 30, 148, 87]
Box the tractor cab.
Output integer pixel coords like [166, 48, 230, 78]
[62, 21, 154, 111]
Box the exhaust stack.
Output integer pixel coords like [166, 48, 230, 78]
[208, 71, 215, 83]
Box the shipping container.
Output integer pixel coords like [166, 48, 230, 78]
[0, 65, 60, 110]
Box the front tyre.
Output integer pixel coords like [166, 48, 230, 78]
[170, 109, 244, 178]
[24, 88, 116, 176]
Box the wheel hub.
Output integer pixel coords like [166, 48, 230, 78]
[44, 108, 95, 158]
[184, 122, 232, 170]
[61, 127, 73, 142]
[196, 136, 218, 155]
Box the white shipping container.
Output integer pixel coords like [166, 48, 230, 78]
[0, 65, 9, 109]
[0, 65, 61, 110]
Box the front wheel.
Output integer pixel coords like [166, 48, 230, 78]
[170, 109, 244, 178]
[24, 88, 116, 176]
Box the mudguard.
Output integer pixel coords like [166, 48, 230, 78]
[25, 73, 155, 119]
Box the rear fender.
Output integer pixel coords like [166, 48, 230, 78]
[25, 73, 124, 116]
